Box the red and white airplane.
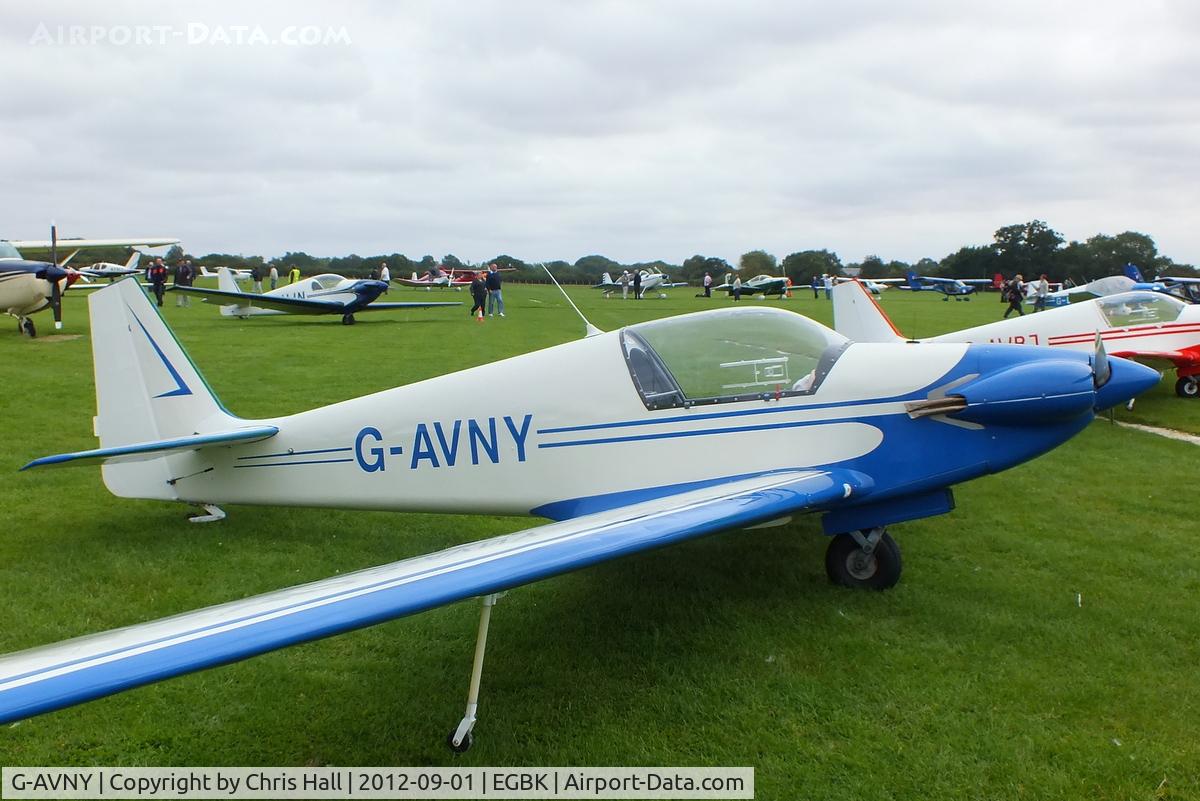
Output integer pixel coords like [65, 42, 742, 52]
[393, 265, 516, 289]
[834, 280, 1200, 398]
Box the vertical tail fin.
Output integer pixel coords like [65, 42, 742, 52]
[216, 266, 241, 292]
[905, 270, 921, 289]
[89, 279, 241, 498]
[832, 280, 907, 343]
[124, 250, 141, 270]
[1124, 263, 1145, 282]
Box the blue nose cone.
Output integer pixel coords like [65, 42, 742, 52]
[1095, 356, 1160, 410]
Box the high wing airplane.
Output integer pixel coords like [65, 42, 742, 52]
[0, 279, 1156, 749]
[594, 267, 687, 298]
[1, 232, 178, 336]
[898, 271, 993, 300]
[198, 264, 251, 281]
[175, 266, 460, 325]
[714, 273, 790, 297]
[834, 278, 1200, 397]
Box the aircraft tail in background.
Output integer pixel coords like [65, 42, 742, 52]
[832, 280, 908, 343]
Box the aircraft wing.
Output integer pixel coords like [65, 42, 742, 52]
[355, 301, 462, 311]
[9, 238, 179, 251]
[391, 277, 436, 287]
[172, 286, 347, 314]
[1110, 346, 1200, 370]
[0, 468, 866, 723]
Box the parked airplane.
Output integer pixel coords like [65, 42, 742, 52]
[393, 265, 472, 289]
[1, 232, 178, 336]
[198, 265, 252, 281]
[834, 279, 1200, 397]
[594, 267, 687, 298]
[0, 278, 1156, 749]
[76, 251, 142, 281]
[898, 271, 993, 300]
[835, 276, 892, 295]
[714, 273, 790, 297]
[175, 266, 460, 324]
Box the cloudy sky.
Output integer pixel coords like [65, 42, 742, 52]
[3, 1, 1197, 265]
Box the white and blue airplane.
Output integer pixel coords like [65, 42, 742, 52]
[176, 266, 460, 325]
[0, 279, 1157, 750]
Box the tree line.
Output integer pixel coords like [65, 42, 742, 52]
[90, 219, 1194, 285]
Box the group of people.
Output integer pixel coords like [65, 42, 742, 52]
[145, 257, 195, 307]
[468, 263, 506, 319]
[1002, 273, 1051, 318]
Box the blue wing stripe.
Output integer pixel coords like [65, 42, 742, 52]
[0, 470, 862, 723]
[20, 426, 279, 471]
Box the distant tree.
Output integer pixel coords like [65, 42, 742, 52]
[1082, 231, 1158, 277]
[574, 254, 621, 278]
[939, 245, 996, 279]
[442, 254, 465, 270]
[680, 254, 732, 282]
[165, 244, 184, 262]
[850, 255, 887, 278]
[738, 250, 777, 274]
[781, 249, 841, 282]
[992, 220, 1064, 277]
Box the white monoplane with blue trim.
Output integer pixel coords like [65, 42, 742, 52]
[0, 278, 1157, 750]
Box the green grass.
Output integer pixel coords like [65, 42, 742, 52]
[1, 286, 1198, 800]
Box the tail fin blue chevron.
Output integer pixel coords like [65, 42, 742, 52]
[87, 279, 245, 498]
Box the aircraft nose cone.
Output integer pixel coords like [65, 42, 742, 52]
[1094, 356, 1160, 411]
[39, 263, 69, 283]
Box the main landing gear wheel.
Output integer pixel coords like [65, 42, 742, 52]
[1176, 376, 1199, 398]
[341, 313, 356, 326]
[825, 529, 902, 590]
[20, 318, 36, 337]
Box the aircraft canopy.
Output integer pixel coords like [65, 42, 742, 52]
[623, 307, 848, 410]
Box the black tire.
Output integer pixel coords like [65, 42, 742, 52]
[341, 313, 355, 326]
[825, 531, 902, 590]
[446, 731, 473, 754]
[1176, 377, 1199, 399]
[21, 318, 36, 338]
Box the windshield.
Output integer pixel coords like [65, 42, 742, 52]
[309, 274, 345, 291]
[623, 308, 848, 409]
[1096, 292, 1185, 327]
[0, 241, 23, 260]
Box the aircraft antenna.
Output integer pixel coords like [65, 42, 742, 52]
[541, 263, 603, 337]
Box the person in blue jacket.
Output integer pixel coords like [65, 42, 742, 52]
[486, 263, 505, 317]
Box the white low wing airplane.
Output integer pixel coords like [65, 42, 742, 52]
[177, 266, 460, 324]
[0, 279, 1157, 749]
[198, 264, 251, 281]
[834, 279, 1200, 397]
[76, 250, 142, 281]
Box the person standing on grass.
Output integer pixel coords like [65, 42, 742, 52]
[732, 274, 742, 301]
[469, 272, 487, 319]
[379, 262, 391, 284]
[288, 265, 301, 285]
[703, 272, 712, 297]
[632, 269, 642, 299]
[149, 258, 168, 307]
[823, 273, 833, 300]
[250, 264, 263, 293]
[1003, 274, 1025, 318]
[486, 263, 505, 317]
[811, 274, 820, 299]
[620, 269, 631, 300]
[173, 259, 193, 307]
[1034, 274, 1049, 312]
[269, 264, 278, 290]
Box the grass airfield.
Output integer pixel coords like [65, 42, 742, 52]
[1, 282, 1198, 800]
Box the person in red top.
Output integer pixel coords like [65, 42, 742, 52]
[149, 258, 168, 307]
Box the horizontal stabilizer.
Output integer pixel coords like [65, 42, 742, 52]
[21, 426, 278, 471]
[0, 468, 867, 723]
